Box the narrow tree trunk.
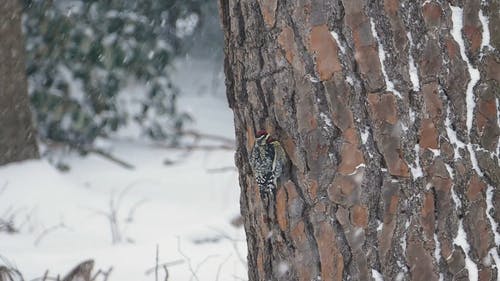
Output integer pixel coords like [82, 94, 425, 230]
[220, 0, 499, 280]
[0, 0, 39, 165]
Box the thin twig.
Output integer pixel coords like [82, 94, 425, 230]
[91, 267, 113, 281]
[189, 255, 218, 281]
[155, 244, 159, 281]
[42, 139, 135, 170]
[125, 199, 149, 222]
[162, 265, 169, 281]
[231, 275, 247, 281]
[86, 147, 135, 170]
[207, 227, 246, 267]
[205, 167, 237, 173]
[34, 222, 67, 246]
[177, 237, 200, 281]
[144, 260, 184, 275]
[215, 254, 232, 281]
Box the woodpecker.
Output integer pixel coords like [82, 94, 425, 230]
[250, 130, 286, 194]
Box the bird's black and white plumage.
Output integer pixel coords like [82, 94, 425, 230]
[249, 130, 286, 195]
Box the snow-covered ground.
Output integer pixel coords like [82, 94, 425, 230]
[0, 59, 247, 281]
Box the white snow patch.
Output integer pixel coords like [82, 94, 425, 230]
[369, 18, 402, 99]
[488, 248, 500, 274]
[330, 31, 346, 54]
[395, 272, 405, 281]
[467, 143, 484, 176]
[277, 261, 289, 277]
[453, 220, 479, 281]
[449, 6, 484, 175]
[410, 144, 423, 179]
[361, 127, 369, 144]
[377, 220, 383, 232]
[445, 163, 455, 179]
[428, 148, 441, 157]
[445, 105, 465, 159]
[0, 57, 246, 281]
[451, 185, 462, 210]
[409, 108, 416, 123]
[320, 112, 333, 128]
[497, 98, 500, 157]
[58, 65, 86, 105]
[348, 163, 366, 176]
[434, 233, 442, 263]
[305, 74, 321, 83]
[354, 227, 364, 238]
[372, 269, 384, 281]
[478, 10, 492, 53]
[406, 32, 420, 91]
[450, 5, 480, 135]
[345, 75, 354, 86]
[400, 122, 408, 132]
[175, 13, 199, 38]
[486, 185, 500, 245]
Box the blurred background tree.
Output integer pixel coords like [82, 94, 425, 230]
[23, 0, 216, 149]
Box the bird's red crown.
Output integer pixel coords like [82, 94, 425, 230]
[256, 130, 268, 137]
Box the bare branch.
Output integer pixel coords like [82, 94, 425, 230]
[34, 222, 68, 246]
[176, 237, 200, 281]
[144, 260, 184, 275]
[155, 245, 159, 281]
[189, 255, 218, 281]
[125, 199, 149, 223]
[205, 167, 237, 174]
[215, 254, 232, 281]
[207, 227, 247, 268]
[90, 267, 113, 281]
[87, 147, 135, 170]
[42, 140, 134, 170]
[176, 129, 235, 144]
[162, 265, 169, 281]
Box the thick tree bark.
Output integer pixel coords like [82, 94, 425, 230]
[220, 0, 500, 280]
[0, 0, 39, 165]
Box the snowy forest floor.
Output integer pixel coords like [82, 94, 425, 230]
[0, 58, 247, 281]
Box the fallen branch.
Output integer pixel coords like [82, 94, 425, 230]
[154, 143, 234, 151]
[205, 167, 237, 174]
[86, 147, 135, 170]
[176, 129, 235, 144]
[42, 140, 135, 170]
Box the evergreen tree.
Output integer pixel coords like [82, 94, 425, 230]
[24, 0, 206, 147]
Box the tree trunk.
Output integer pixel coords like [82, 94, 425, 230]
[0, 0, 39, 165]
[219, 0, 499, 280]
